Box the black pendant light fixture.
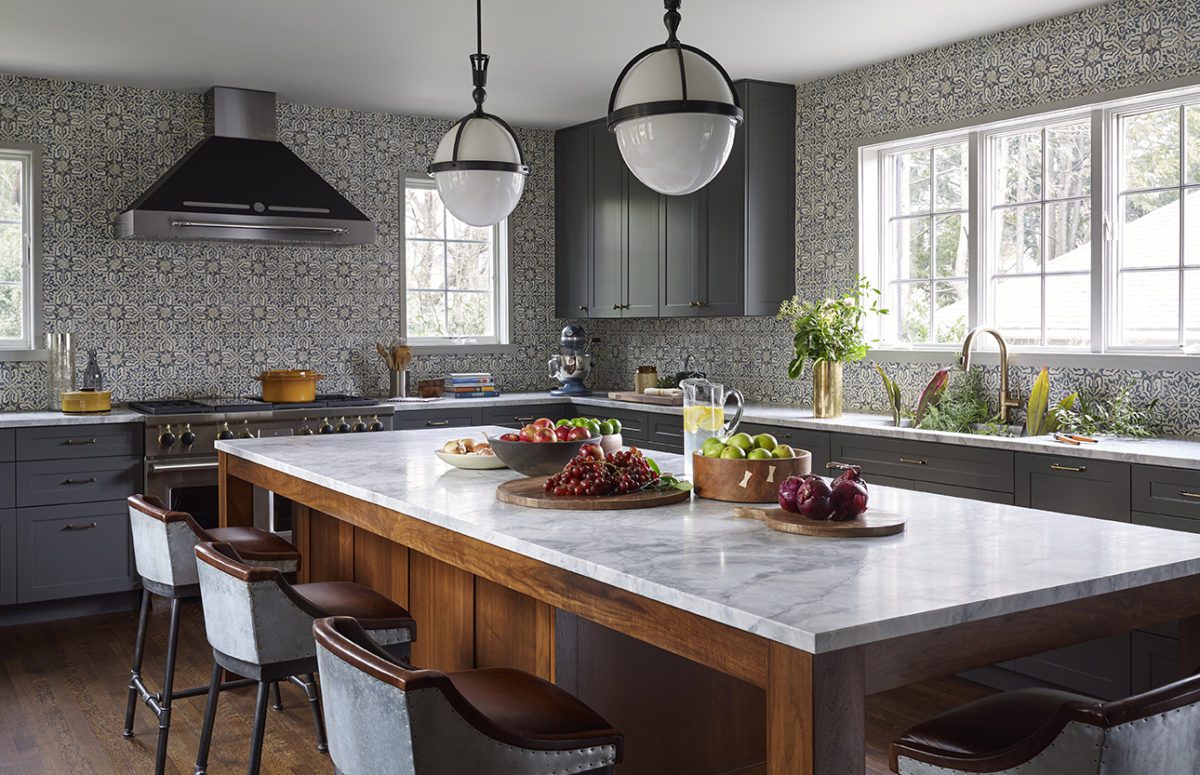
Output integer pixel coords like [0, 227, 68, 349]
[428, 0, 530, 227]
[607, 0, 743, 196]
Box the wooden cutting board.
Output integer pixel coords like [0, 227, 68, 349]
[733, 506, 906, 537]
[607, 391, 684, 406]
[497, 477, 692, 510]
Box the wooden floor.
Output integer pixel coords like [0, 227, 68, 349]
[0, 599, 994, 775]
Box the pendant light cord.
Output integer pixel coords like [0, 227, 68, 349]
[470, 0, 489, 114]
[477, 0, 483, 57]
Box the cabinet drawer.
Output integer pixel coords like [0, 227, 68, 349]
[1002, 634, 1131, 700]
[830, 433, 1014, 493]
[481, 404, 568, 429]
[1132, 631, 1180, 695]
[738, 423, 830, 470]
[1015, 454, 1130, 522]
[0, 464, 12, 509]
[0, 429, 13, 462]
[916, 481, 1015, 504]
[16, 457, 142, 508]
[16, 501, 136, 603]
[646, 414, 684, 453]
[1132, 466, 1200, 522]
[591, 407, 648, 443]
[391, 408, 481, 431]
[1133, 511, 1200, 535]
[16, 423, 143, 461]
[0, 509, 13, 605]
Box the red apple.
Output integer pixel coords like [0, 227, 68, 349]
[519, 424, 539, 442]
[554, 425, 572, 441]
[499, 432, 520, 442]
[567, 426, 591, 441]
[532, 427, 557, 443]
[532, 417, 555, 429]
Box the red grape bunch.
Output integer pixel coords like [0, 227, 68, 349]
[544, 444, 660, 497]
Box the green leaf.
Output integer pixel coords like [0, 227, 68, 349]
[874, 364, 903, 427]
[914, 367, 951, 425]
[1044, 392, 1077, 435]
[1025, 367, 1051, 436]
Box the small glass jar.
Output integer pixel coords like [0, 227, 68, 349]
[46, 332, 76, 410]
[634, 365, 658, 394]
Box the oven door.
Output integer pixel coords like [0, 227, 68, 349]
[146, 456, 221, 531]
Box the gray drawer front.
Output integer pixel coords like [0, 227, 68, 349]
[1134, 511, 1200, 535]
[0, 429, 13, 462]
[646, 414, 684, 453]
[481, 404, 568, 429]
[392, 410, 481, 431]
[16, 457, 142, 508]
[1132, 465, 1200, 522]
[830, 433, 1014, 493]
[16, 423, 143, 461]
[0, 509, 13, 605]
[0, 464, 12, 509]
[739, 423, 830, 470]
[591, 407, 648, 443]
[1002, 634, 1131, 701]
[1132, 631, 1180, 695]
[1016, 454, 1131, 523]
[16, 500, 136, 603]
[916, 481, 1015, 504]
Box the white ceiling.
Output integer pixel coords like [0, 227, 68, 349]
[0, 0, 1106, 128]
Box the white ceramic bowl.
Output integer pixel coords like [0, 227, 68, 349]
[434, 450, 508, 470]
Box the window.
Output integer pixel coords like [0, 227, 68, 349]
[858, 83, 1200, 359]
[0, 146, 37, 353]
[401, 175, 508, 347]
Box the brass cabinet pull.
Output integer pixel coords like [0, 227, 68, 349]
[1179, 491, 1200, 500]
[425, 420, 450, 427]
[1050, 463, 1087, 473]
[63, 477, 97, 485]
[514, 416, 534, 423]
[825, 461, 854, 471]
[62, 522, 97, 531]
[64, 438, 97, 445]
[899, 457, 927, 466]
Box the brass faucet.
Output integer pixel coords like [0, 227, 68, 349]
[960, 327, 1023, 424]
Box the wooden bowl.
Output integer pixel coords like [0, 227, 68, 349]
[486, 436, 594, 477]
[692, 450, 812, 503]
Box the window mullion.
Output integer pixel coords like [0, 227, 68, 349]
[1090, 108, 1106, 353]
[968, 131, 982, 332]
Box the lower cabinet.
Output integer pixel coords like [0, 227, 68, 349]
[738, 422, 830, 471]
[590, 406, 649, 445]
[645, 414, 684, 453]
[0, 509, 14, 605]
[392, 409, 481, 431]
[1132, 630, 1181, 695]
[16, 500, 137, 603]
[481, 403, 569, 430]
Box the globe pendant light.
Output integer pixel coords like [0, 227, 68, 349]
[607, 0, 743, 196]
[428, 0, 530, 227]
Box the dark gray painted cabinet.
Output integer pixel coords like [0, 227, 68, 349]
[829, 433, 1014, 494]
[646, 414, 684, 454]
[0, 428, 13, 461]
[0, 464, 12, 509]
[659, 192, 705, 317]
[480, 404, 569, 430]
[594, 407, 648, 445]
[1131, 465, 1200, 522]
[0, 509, 13, 605]
[392, 409, 481, 431]
[16, 422, 142, 461]
[589, 121, 626, 319]
[1132, 631, 1180, 695]
[16, 500, 136, 603]
[737, 422, 830, 471]
[16, 456, 142, 508]
[554, 123, 591, 317]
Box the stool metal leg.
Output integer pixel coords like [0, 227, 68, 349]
[122, 588, 151, 737]
[302, 673, 328, 753]
[153, 597, 183, 775]
[247, 681, 271, 775]
[271, 681, 283, 711]
[193, 660, 223, 775]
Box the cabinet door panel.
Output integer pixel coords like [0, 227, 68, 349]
[17, 457, 141, 508]
[1000, 634, 1131, 701]
[1131, 465, 1200, 523]
[702, 108, 745, 317]
[659, 193, 704, 317]
[590, 124, 624, 319]
[915, 481, 1015, 504]
[0, 465, 12, 509]
[554, 124, 592, 318]
[0, 429, 13, 462]
[0, 509, 13, 605]
[830, 433, 1013, 493]
[645, 414, 684, 454]
[590, 407, 648, 444]
[743, 81, 797, 316]
[16, 500, 137, 603]
[392, 410, 481, 431]
[1132, 631, 1181, 695]
[737, 423, 830, 472]
[481, 404, 569, 430]
[624, 175, 660, 317]
[17, 423, 143, 461]
[1015, 454, 1130, 522]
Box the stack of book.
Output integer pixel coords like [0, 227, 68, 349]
[445, 373, 500, 399]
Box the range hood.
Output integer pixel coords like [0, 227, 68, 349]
[115, 87, 375, 245]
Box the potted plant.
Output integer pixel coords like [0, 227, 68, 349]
[777, 277, 885, 418]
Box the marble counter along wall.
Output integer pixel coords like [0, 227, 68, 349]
[0, 73, 560, 410]
[576, 0, 1200, 438]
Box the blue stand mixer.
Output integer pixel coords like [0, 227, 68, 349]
[548, 324, 594, 396]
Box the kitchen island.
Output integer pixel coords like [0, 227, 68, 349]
[217, 427, 1200, 775]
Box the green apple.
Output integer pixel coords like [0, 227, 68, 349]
[719, 445, 747, 460]
[598, 419, 617, 436]
[727, 432, 754, 451]
[747, 447, 773, 460]
[772, 444, 796, 459]
[606, 418, 622, 433]
[752, 433, 777, 451]
[555, 418, 573, 428]
[702, 441, 727, 458]
[701, 436, 726, 454]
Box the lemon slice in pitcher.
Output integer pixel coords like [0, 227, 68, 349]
[683, 406, 725, 433]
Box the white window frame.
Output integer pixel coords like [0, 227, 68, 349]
[399, 174, 512, 353]
[857, 80, 1200, 369]
[0, 143, 43, 360]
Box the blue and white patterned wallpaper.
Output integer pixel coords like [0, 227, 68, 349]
[585, 0, 1200, 437]
[0, 74, 559, 409]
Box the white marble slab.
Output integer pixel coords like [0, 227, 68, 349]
[218, 427, 1200, 654]
[0, 407, 144, 428]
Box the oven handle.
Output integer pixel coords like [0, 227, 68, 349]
[149, 460, 220, 473]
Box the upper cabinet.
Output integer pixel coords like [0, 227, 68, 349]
[554, 80, 796, 319]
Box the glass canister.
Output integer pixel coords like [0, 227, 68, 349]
[46, 332, 75, 410]
[634, 365, 657, 393]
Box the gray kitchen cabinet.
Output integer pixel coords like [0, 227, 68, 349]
[916, 481, 1015, 504]
[659, 191, 706, 317]
[829, 433, 1014, 494]
[589, 121, 626, 319]
[392, 408, 482, 432]
[1131, 465, 1200, 523]
[0, 509, 13, 605]
[16, 500, 137, 603]
[554, 122, 592, 318]
[0, 428, 13, 461]
[1015, 454, 1130, 523]
[624, 171, 661, 318]
[16, 422, 143, 461]
[1133, 510, 1200, 534]
[737, 422, 830, 471]
[481, 404, 569, 430]
[0, 464, 12, 509]
[591, 406, 648, 444]
[16, 456, 143, 508]
[645, 414, 684, 454]
[1132, 631, 1180, 695]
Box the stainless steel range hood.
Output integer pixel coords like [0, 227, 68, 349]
[115, 87, 375, 245]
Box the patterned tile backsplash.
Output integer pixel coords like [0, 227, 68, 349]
[0, 73, 560, 408]
[585, 0, 1200, 438]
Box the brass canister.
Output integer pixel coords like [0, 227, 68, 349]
[812, 360, 843, 419]
[634, 365, 658, 393]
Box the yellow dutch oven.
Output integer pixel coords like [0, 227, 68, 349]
[254, 370, 325, 403]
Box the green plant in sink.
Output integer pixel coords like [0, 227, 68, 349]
[1050, 382, 1160, 439]
[915, 367, 1002, 435]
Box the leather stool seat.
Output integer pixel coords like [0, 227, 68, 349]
[206, 527, 299, 564]
[291, 581, 416, 630]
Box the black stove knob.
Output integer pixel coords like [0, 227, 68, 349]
[216, 422, 235, 441]
[179, 423, 196, 447]
[298, 417, 315, 436]
[335, 417, 352, 434]
[351, 416, 367, 433]
[368, 415, 385, 432]
[237, 420, 255, 439]
[157, 424, 176, 448]
[318, 418, 335, 435]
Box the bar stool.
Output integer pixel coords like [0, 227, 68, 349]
[193, 541, 417, 775]
[890, 674, 1200, 774]
[124, 494, 302, 775]
[313, 615, 623, 775]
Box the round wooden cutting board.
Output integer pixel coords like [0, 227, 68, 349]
[496, 477, 692, 511]
[733, 506, 905, 537]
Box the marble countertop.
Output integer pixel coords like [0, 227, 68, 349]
[393, 391, 1200, 471]
[217, 426, 1200, 653]
[0, 407, 143, 428]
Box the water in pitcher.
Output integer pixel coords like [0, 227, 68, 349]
[680, 378, 743, 478]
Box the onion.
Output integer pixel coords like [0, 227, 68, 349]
[830, 478, 869, 521]
[794, 476, 835, 521]
[777, 475, 812, 513]
[833, 465, 866, 491]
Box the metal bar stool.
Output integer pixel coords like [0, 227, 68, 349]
[313, 615, 623, 775]
[193, 541, 417, 775]
[124, 494, 302, 775]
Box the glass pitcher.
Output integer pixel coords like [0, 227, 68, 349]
[681, 378, 744, 477]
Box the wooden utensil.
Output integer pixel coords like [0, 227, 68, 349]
[496, 477, 691, 510]
[734, 506, 906, 538]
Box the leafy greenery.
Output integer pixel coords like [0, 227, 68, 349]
[1051, 383, 1160, 438]
[874, 365, 902, 427]
[914, 367, 951, 426]
[777, 277, 886, 379]
[916, 367, 1000, 434]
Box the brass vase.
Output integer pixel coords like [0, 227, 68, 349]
[812, 361, 843, 418]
